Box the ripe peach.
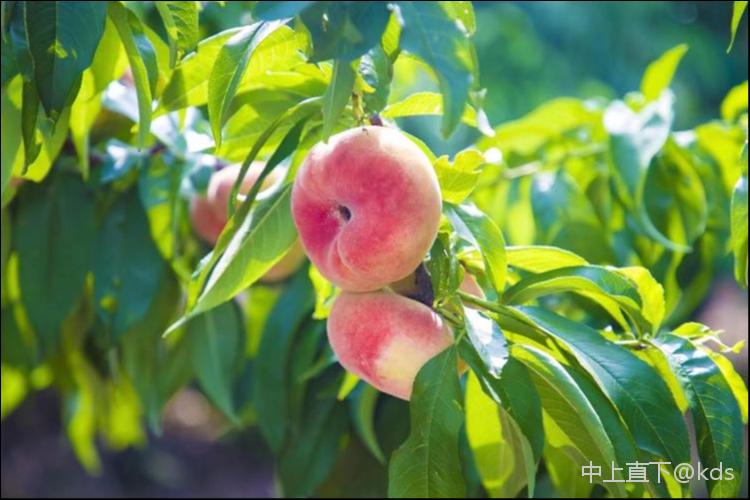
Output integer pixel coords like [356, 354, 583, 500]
[189, 163, 305, 282]
[327, 290, 453, 400]
[291, 126, 442, 292]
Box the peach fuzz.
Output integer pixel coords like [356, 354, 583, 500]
[291, 126, 442, 292]
[327, 290, 453, 400]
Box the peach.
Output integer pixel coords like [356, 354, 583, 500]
[327, 289, 453, 400]
[189, 195, 224, 244]
[189, 162, 305, 282]
[291, 126, 442, 292]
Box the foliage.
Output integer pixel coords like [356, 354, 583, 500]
[0, 1, 747, 498]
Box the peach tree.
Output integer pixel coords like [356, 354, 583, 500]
[1, 1, 747, 498]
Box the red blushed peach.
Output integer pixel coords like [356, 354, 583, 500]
[291, 126, 442, 292]
[327, 290, 453, 400]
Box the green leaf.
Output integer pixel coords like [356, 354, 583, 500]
[640, 44, 688, 102]
[208, 21, 284, 148]
[3, 76, 71, 186]
[705, 350, 748, 423]
[388, 347, 465, 498]
[445, 203, 507, 294]
[300, 1, 390, 62]
[460, 339, 544, 495]
[254, 270, 315, 453]
[94, 189, 165, 339]
[359, 45, 392, 113]
[70, 17, 126, 179]
[187, 300, 245, 420]
[503, 265, 650, 334]
[728, 1, 748, 52]
[512, 344, 626, 496]
[155, 1, 199, 68]
[652, 333, 743, 498]
[396, 1, 476, 137]
[465, 371, 536, 498]
[321, 58, 355, 141]
[506, 245, 588, 274]
[20, 80, 41, 167]
[171, 101, 319, 327]
[432, 148, 483, 204]
[439, 1, 475, 35]
[158, 27, 241, 112]
[604, 91, 689, 251]
[720, 80, 748, 122]
[350, 384, 385, 464]
[463, 307, 508, 377]
[194, 184, 298, 314]
[278, 375, 349, 497]
[337, 370, 360, 400]
[15, 174, 94, 355]
[108, 2, 154, 148]
[22, 1, 107, 119]
[382, 91, 482, 129]
[253, 1, 314, 20]
[309, 264, 339, 320]
[731, 172, 748, 288]
[516, 307, 691, 467]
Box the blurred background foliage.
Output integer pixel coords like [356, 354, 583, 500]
[2, 1, 748, 497]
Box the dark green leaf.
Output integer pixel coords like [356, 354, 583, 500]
[94, 189, 165, 339]
[278, 374, 349, 497]
[652, 333, 743, 498]
[15, 174, 94, 354]
[388, 347, 466, 498]
[350, 384, 385, 464]
[187, 300, 245, 420]
[23, 1, 107, 119]
[254, 270, 315, 453]
[517, 306, 691, 467]
[20, 80, 40, 167]
[300, 1, 390, 62]
[396, 1, 475, 137]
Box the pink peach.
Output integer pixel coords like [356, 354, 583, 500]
[291, 126, 442, 292]
[327, 289, 453, 400]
